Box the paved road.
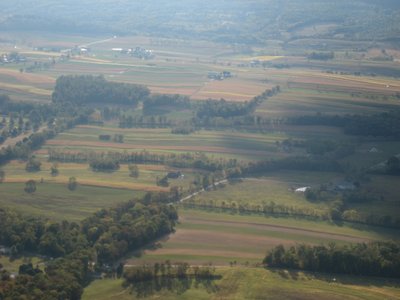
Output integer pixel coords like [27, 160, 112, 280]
[0, 125, 47, 150]
[79, 36, 116, 48]
[178, 179, 228, 204]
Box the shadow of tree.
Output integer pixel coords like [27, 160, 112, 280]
[129, 276, 220, 298]
[268, 267, 400, 288]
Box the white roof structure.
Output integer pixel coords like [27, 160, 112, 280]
[295, 186, 310, 193]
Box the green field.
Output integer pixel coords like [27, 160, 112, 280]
[0, 255, 45, 274]
[82, 267, 400, 300]
[191, 171, 400, 220]
[41, 125, 290, 161]
[0, 182, 139, 221]
[256, 86, 400, 118]
[2, 160, 193, 192]
[192, 172, 338, 211]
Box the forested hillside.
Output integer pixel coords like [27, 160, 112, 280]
[0, 0, 399, 43]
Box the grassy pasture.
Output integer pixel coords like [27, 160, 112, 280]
[41, 125, 292, 161]
[256, 86, 400, 118]
[2, 160, 196, 192]
[341, 140, 400, 170]
[192, 171, 400, 221]
[345, 175, 400, 219]
[47, 58, 270, 101]
[82, 267, 400, 300]
[0, 255, 45, 274]
[0, 182, 139, 221]
[191, 173, 339, 211]
[1, 32, 400, 106]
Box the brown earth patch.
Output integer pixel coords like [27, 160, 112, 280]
[146, 228, 292, 257]
[3, 177, 167, 192]
[0, 69, 55, 84]
[183, 217, 370, 244]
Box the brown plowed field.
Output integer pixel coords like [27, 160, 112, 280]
[183, 216, 370, 243]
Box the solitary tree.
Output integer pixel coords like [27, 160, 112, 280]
[128, 164, 139, 178]
[25, 157, 41, 172]
[24, 180, 36, 194]
[387, 156, 400, 174]
[67, 177, 78, 191]
[0, 169, 4, 183]
[50, 163, 59, 177]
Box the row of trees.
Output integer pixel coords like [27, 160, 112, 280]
[238, 156, 343, 176]
[263, 241, 400, 278]
[48, 149, 240, 172]
[89, 158, 120, 172]
[119, 115, 170, 128]
[47, 148, 350, 178]
[115, 87, 280, 132]
[195, 86, 280, 119]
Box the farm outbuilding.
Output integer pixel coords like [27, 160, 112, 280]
[295, 186, 310, 193]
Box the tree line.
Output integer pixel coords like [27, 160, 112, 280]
[195, 86, 280, 119]
[288, 110, 400, 138]
[263, 241, 400, 278]
[47, 148, 349, 177]
[48, 149, 239, 172]
[116, 87, 280, 132]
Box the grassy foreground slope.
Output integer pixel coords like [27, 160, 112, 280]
[82, 267, 400, 300]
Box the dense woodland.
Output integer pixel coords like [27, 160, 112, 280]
[264, 241, 400, 278]
[1, 0, 400, 43]
[52, 75, 150, 106]
[143, 94, 191, 115]
[0, 193, 178, 299]
[0, 249, 93, 300]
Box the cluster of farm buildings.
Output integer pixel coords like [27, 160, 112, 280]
[0, 52, 26, 64]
